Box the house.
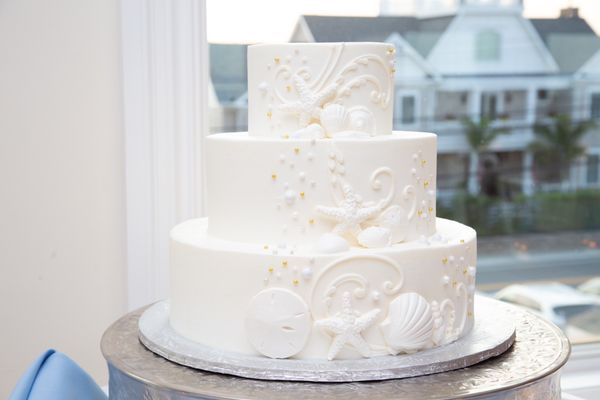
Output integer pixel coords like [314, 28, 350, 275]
[210, 0, 600, 195]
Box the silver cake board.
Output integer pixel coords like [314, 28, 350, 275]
[138, 295, 515, 383]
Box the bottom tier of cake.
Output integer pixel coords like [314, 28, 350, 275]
[169, 218, 477, 361]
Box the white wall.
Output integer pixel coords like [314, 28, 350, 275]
[0, 0, 126, 397]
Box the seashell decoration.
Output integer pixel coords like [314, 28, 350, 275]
[292, 123, 325, 139]
[357, 226, 392, 248]
[245, 288, 311, 359]
[380, 292, 434, 354]
[315, 233, 350, 253]
[345, 106, 375, 136]
[373, 205, 410, 243]
[320, 104, 347, 137]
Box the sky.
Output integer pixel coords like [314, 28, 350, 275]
[206, 0, 600, 43]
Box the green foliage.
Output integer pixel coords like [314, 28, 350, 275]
[460, 116, 509, 152]
[437, 189, 600, 237]
[530, 115, 596, 181]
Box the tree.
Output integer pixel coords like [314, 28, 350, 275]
[530, 115, 596, 186]
[461, 116, 508, 195]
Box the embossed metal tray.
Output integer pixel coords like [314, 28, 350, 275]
[137, 295, 515, 382]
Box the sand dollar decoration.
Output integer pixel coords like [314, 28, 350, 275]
[245, 288, 311, 359]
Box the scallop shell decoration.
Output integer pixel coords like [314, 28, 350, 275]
[292, 123, 325, 139]
[346, 106, 375, 136]
[380, 292, 434, 354]
[357, 226, 392, 248]
[373, 205, 410, 243]
[245, 288, 311, 359]
[320, 104, 347, 137]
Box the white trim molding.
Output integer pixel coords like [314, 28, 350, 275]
[121, 0, 208, 310]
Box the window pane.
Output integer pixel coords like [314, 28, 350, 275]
[475, 30, 501, 61]
[592, 93, 600, 120]
[588, 155, 599, 184]
[401, 95, 415, 124]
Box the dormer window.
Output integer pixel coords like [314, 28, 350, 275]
[475, 30, 501, 61]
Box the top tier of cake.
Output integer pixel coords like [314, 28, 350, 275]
[248, 43, 396, 138]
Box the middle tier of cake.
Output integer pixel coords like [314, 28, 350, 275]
[206, 132, 438, 250]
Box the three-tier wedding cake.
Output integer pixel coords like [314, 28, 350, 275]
[168, 42, 477, 361]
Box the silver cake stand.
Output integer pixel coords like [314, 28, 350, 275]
[102, 296, 571, 399]
[137, 297, 515, 382]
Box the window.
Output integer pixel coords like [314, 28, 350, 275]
[475, 30, 501, 61]
[588, 154, 599, 184]
[592, 93, 600, 120]
[401, 95, 416, 124]
[480, 92, 498, 120]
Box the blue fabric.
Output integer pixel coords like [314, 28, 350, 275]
[9, 349, 107, 400]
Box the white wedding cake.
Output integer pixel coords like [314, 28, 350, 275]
[169, 43, 477, 361]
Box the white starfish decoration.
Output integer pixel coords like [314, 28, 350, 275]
[278, 74, 338, 127]
[316, 183, 384, 239]
[315, 291, 380, 360]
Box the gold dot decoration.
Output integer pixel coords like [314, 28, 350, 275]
[294, 147, 300, 154]
[387, 47, 396, 55]
[421, 159, 427, 167]
[271, 173, 277, 181]
[283, 133, 290, 139]
[417, 209, 423, 217]
[274, 56, 280, 64]
[423, 180, 429, 188]
[390, 67, 396, 74]
[281, 260, 288, 268]
[428, 207, 434, 212]
[468, 311, 474, 318]
[263, 244, 269, 250]
[266, 111, 272, 119]
[452, 280, 458, 288]
[286, 85, 292, 92]
[299, 192, 305, 199]
[463, 269, 468, 275]
[268, 266, 274, 273]
[460, 239, 465, 244]
[293, 279, 299, 286]
[308, 218, 315, 225]
[442, 257, 448, 264]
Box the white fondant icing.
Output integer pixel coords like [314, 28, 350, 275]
[169, 217, 476, 360]
[245, 288, 311, 359]
[357, 226, 392, 248]
[168, 43, 477, 362]
[380, 293, 434, 354]
[248, 43, 394, 138]
[291, 123, 325, 139]
[320, 103, 347, 136]
[315, 233, 349, 254]
[314, 291, 380, 360]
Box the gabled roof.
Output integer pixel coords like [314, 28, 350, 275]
[529, 16, 600, 72]
[299, 14, 600, 73]
[529, 17, 596, 42]
[209, 44, 248, 104]
[301, 15, 453, 57]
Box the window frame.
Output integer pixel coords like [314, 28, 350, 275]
[394, 88, 420, 129]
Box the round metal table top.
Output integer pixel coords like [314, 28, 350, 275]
[101, 297, 570, 400]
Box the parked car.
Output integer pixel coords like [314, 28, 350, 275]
[494, 283, 600, 338]
[577, 277, 600, 297]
